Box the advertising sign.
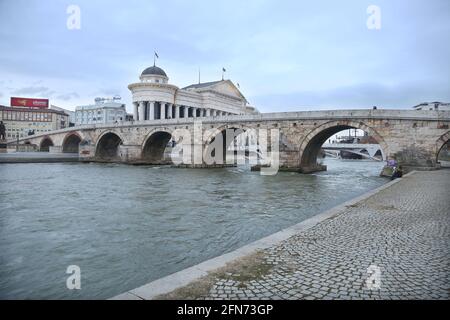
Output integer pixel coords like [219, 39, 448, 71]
[10, 97, 49, 109]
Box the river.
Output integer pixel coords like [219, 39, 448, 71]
[0, 158, 386, 299]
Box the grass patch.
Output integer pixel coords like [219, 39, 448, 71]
[155, 251, 273, 300]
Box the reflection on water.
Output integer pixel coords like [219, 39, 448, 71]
[0, 159, 386, 299]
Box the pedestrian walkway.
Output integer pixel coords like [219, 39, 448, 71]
[115, 170, 450, 300]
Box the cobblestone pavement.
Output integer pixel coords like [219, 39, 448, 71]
[175, 171, 450, 300]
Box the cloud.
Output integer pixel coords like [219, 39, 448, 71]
[7, 85, 80, 103]
[251, 81, 450, 111]
[56, 92, 80, 101]
[94, 88, 122, 97]
[11, 86, 56, 97]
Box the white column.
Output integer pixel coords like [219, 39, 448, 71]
[175, 105, 180, 119]
[133, 102, 138, 121]
[149, 101, 155, 120]
[192, 107, 197, 118]
[206, 109, 211, 117]
[139, 101, 145, 121]
[160, 102, 166, 120]
[167, 103, 173, 119]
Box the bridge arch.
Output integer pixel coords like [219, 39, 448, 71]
[62, 132, 82, 153]
[203, 124, 253, 165]
[374, 149, 383, 158]
[95, 131, 123, 161]
[298, 120, 388, 172]
[39, 137, 54, 152]
[141, 128, 173, 164]
[436, 131, 450, 164]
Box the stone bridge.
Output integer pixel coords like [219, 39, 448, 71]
[12, 109, 450, 173]
[321, 143, 383, 160]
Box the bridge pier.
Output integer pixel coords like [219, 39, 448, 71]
[118, 145, 142, 163]
[79, 144, 95, 161]
[274, 149, 328, 173]
[176, 163, 237, 169]
[392, 144, 441, 173]
[48, 146, 63, 153]
[298, 164, 327, 174]
[250, 164, 327, 173]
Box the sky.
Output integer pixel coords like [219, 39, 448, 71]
[0, 0, 449, 113]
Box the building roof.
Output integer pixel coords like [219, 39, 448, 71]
[50, 105, 74, 114]
[0, 105, 68, 116]
[75, 101, 125, 111]
[141, 66, 167, 77]
[183, 80, 248, 103]
[182, 80, 224, 90]
[413, 101, 450, 109]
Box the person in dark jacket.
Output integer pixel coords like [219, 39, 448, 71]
[391, 165, 403, 180]
[0, 121, 6, 140]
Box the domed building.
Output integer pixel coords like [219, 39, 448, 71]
[128, 65, 257, 121]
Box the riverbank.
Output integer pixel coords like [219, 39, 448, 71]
[112, 170, 450, 300]
[0, 152, 79, 163]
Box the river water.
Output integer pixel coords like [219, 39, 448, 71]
[0, 159, 386, 299]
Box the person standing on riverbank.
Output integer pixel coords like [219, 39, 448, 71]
[0, 121, 6, 140]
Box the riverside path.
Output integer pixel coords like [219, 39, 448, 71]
[115, 170, 450, 300]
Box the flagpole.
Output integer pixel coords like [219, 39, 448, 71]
[154, 51, 159, 66]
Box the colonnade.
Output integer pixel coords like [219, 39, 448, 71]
[132, 101, 235, 121]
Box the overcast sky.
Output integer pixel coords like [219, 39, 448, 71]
[0, 0, 449, 113]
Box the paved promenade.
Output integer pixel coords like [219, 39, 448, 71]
[115, 170, 450, 300]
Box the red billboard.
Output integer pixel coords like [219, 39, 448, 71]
[10, 97, 49, 109]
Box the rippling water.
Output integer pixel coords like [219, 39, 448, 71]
[0, 159, 386, 299]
